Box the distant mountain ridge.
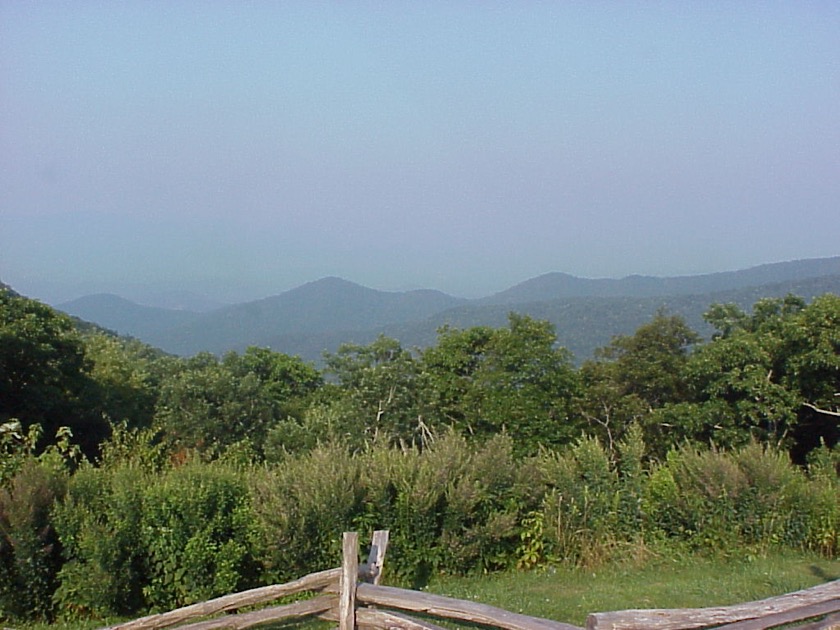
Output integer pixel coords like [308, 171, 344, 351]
[147, 277, 467, 355]
[379, 273, 840, 365]
[482, 257, 840, 304]
[53, 256, 840, 363]
[56, 293, 202, 340]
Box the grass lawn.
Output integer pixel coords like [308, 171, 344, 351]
[422, 548, 840, 628]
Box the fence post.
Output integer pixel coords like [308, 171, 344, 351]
[365, 530, 390, 585]
[340, 532, 359, 630]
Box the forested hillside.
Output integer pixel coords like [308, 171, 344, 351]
[57, 293, 202, 339]
[481, 256, 840, 303]
[0, 285, 838, 621]
[54, 257, 840, 363]
[384, 274, 840, 366]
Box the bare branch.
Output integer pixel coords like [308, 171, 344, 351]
[802, 402, 840, 418]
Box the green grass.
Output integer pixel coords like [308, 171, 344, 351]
[422, 548, 840, 627]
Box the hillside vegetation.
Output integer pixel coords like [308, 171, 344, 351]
[55, 257, 840, 362]
[0, 284, 838, 622]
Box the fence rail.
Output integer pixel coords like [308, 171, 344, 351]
[586, 579, 840, 629]
[103, 531, 840, 630]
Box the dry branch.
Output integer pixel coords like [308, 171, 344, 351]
[803, 402, 840, 418]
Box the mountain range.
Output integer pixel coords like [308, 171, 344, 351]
[53, 256, 840, 364]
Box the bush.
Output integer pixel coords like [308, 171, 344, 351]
[140, 463, 262, 610]
[250, 441, 363, 583]
[538, 436, 622, 566]
[369, 432, 529, 581]
[646, 441, 838, 555]
[437, 433, 534, 574]
[0, 459, 67, 620]
[356, 438, 441, 586]
[53, 463, 146, 617]
[252, 431, 540, 586]
[55, 458, 263, 616]
[803, 444, 840, 557]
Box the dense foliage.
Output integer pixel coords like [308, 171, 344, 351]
[0, 287, 838, 621]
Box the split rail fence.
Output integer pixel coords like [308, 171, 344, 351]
[104, 531, 840, 630]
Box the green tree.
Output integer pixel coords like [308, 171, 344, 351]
[595, 310, 700, 409]
[778, 295, 840, 460]
[222, 347, 321, 422]
[575, 359, 648, 455]
[470, 314, 579, 451]
[155, 349, 322, 457]
[322, 336, 426, 446]
[421, 325, 494, 433]
[0, 290, 107, 455]
[154, 354, 275, 456]
[682, 329, 799, 449]
[582, 311, 700, 457]
[422, 314, 580, 453]
[658, 294, 839, 459]
[82, 333, 160, 431]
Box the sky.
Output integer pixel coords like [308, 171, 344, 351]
[2, 2, 839, 305]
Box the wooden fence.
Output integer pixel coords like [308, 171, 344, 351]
[104, 531, 840, 630]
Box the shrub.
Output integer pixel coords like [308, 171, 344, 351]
[53, 463, 146, 617]
[539, 436, 622, 565]
[730, 442, 808, 548]
[250, 441, 363, 583]
[253, 431, 540, 586]
[438, 433, 531, 574]
[358, 431, 539, 582]
[355, 438, 439, 586]
[140, 463, 262, 610]
[646, 441, 839, 555]
[0, 458, 66, 620]
[615, 424, 647, 536]
[803, 444, 840, 557]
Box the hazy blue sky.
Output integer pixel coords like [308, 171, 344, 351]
[2, 2, 839, 304]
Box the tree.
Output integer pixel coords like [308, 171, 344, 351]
[82, 333, 160, 431]
[575, 359, 648, 455]
[223, 347, 321, 421]
[420, 325, 494, 433]
[322, 335, 426, 446]
[595, 309, 700, 409]
[580, 310, 700, 457]
[0, 290, 107, 455]
[648, 294, 840, 459]
[154, 348, 323, 458]
[777, 295, 840, 460]
[154, 355, 274, 456]
[422, 314, 580, 453]
[682, 329, 799, 449]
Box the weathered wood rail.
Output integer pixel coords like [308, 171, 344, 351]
[586, 579, 840, 629]
[103, 531, 840, 630]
